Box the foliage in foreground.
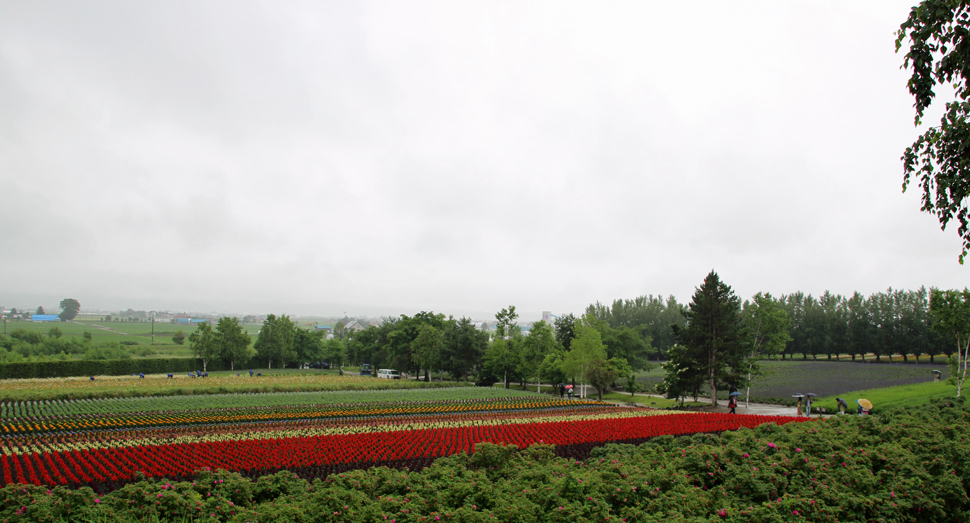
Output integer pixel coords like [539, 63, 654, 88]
[2, 399, 968, 522]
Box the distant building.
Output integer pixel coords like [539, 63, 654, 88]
[344, 320, 368, 332]
[541, 311, 561, 324]
[31, 314, 59, 322]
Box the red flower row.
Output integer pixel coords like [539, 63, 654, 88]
[1, 413, 807, 487]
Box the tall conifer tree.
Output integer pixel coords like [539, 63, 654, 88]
[675, 271, 745, 406]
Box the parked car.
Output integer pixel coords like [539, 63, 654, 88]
[309, 361, 330, 369]
[377, 369, 401, 379]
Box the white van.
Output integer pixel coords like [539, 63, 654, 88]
[377, 369, 401, 380]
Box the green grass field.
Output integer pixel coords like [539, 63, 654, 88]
[811, 380, 960, 414]
[3, 318, 261, 357]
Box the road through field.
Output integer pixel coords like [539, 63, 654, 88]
[72, 320, 130, 335]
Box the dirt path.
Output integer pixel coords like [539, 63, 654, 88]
[71, 321, 130, 336]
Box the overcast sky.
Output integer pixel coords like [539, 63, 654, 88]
[1, 1, 965, 320]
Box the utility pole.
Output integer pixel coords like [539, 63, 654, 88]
[150, 311, 156, 345]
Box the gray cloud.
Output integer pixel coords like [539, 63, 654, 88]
[1, 1, 966, 320]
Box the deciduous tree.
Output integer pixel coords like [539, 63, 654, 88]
[254, 314, 296, 369]
[897, 1, 970, 263]
[656, 343, 706, 405]
[58, 299, 80, 321]
[440, 317, 488, 382]
[561, 318, 607, 399]
[929, 287, 970, 396]
[741, 292, 792, 405]
[412, 324, 443, 381]
[489, 306, 521, 388]
[554, 313, 576, 352]
[322, 338, 346, 368]
[216, 316, 253, 371]
[518, 320, 558, 393]
[293, 327, 325, 365]
[188, 321, 218, 372]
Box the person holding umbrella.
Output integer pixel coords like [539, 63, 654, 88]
[728, 391, 741, 414]
[805, 393, 817, 417]
[857, 398, 873, 415]
[836, 397, 849, 415]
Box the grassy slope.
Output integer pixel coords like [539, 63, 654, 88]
[3, 319, 260, 357]
[812, 380, 959, 413]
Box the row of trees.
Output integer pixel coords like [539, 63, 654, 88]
[345, 312, 488, 382]
[778, 288, 950, 363]
[339, 307, 653, 399]
[585, 287, 957, 365]
[585, 295, 686, 358]
[655, 270, 970, 405]
[189, 315, 348, 372]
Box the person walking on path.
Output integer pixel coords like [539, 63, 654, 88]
[727, 391, 740, 414]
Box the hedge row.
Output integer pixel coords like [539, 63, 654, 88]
[0, 358, 228, 379]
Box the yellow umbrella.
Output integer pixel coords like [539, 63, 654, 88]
[857, 399, 873, 410]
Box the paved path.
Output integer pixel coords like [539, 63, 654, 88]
[603, 392, 829, 418]
[504, 383, 829, 418]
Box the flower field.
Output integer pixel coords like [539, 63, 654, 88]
[0, 372, 463, 402]
[0, 388, 808, 492]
